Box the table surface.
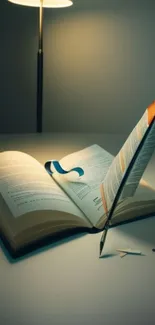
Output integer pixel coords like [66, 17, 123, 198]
[0, 132, 155, 325]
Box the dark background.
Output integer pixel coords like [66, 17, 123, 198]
[1, 0, 155, 133]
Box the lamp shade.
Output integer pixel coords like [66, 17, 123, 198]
[8, 0, 73, 7]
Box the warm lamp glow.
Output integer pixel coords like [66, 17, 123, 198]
[8, 0, 73, 8]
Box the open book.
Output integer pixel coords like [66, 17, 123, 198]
[0, 101, 155, 257]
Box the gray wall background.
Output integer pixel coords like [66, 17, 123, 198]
[0, 0, 155, 134]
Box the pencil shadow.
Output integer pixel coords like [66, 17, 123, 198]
[100, 253, 117, 259]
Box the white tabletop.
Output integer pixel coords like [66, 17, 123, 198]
[0, 133, 155, 325]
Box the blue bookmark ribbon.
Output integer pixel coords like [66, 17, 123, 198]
[45, 160, 84, 177]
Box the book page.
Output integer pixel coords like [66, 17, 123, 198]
[96, 178, 155, 228]
[114, 179, 155, 212]
[0, 151, 87, 222]
[101, 101, 155, 212]
[110, 179, 155, 224]
[52, 145, 114, 226]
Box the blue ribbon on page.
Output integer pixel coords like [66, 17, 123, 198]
[45, 160, 84, 177]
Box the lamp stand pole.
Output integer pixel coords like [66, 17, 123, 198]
[37, 0, 43, 133]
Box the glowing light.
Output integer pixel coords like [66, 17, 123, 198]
[8, 0, 73, 8]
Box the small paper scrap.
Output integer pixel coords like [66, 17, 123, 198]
[119, 252, 128, 258]
[116, 248, 142, 258]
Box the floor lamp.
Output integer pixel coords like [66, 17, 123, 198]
[8, 0, 73, 133]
